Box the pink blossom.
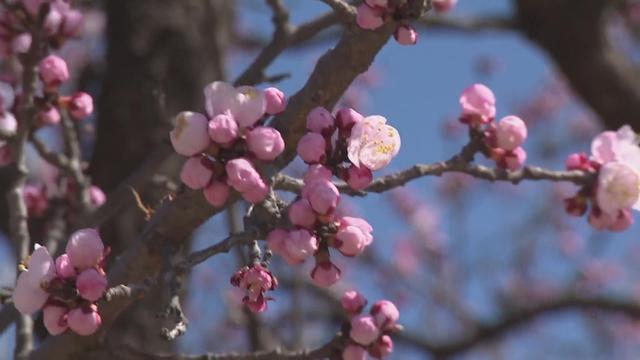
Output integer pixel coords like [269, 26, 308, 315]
[394, 24, 418, 45]
[11, 33, 31, 54]
[591, 126, 640, 168]
[356, 4, 384, 30]
[13, 244, 55, 314]
[203, 180, 230, 207]
[43, 305, 68, 335]
[68, 92, 94, 120]
[310, 260, 341, 287]
[67, 305, 102, 336]
[208, 111, 239, 145]
[496, 147, 527, 171]
[89, 186, 106, 207]
[170, 111, 210, 156]
[264, 87, 286, 115]
[341, 290, 367, 314]
[76, 268, 108, 302]
[495, 115, 527, 151]
[432, 0, 458, 12]
[339, 217, 373, 246]
[370, 335, 394, 358]
[347, 115, 401, 171]
[350, 315, 380, 345]
[303, 179, 340, 215]
[246, 126, 285, 161]
[346, 165, 373, 190]
[65, 228, 104, 270]
[55, 254, 76, 278]
[336, 224, 369, 257]
[304, 164, 333, 183]
[204, 81, 266, 128]
[336, 108, 364, 131]
[284, 229, 318, 263]
[39, 106, 61, 125]
[307, 106, 335, 135]
[288, 199, 317, 228]
[23, 184, 48, 217]
[342, 345, 368, 360]
[565, 152, 593, 171]
[596, 162, 640, 215]
[459, 83, 496, 124]
[39, 55, 69, 87]
[230, 264, 277, 313]
[297, 133, 326, 164]
[0, 111, 16, 135]
[370, 300, 399, 330]
[180, 156, 213, 190]
[225, 158, 263, 193]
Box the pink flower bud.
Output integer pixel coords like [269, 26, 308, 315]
[226, 158, 262, 193]
[203, 180, 230, 207]
[394, 24, 418, 45]
[246, 126, 285, 161]
[43, 305, 68, 335]
[76, 268, 107, 302]
[304, 164, 333, 183]
[61, 10, 83, 38]
[267, 228, 288, 255]
[432, 0, 458, 12]
[89, 186, 106, 207]
[342, 345, 367, 360]
[306, 106, 335, 135]
[336, 108, 364, 131]
[208, 112, 239, 145]
[264, 87, 286, 115]
[609, 208, 634, 232]
[303, 179, 340, 215]
[67, 305, 102, 336]
[288, 199, 317, 228]
[12, 33, 31, 54]
[346, 165, 373, 190]
[68, 92, 93, 120]
[284, 229, 318, 263]
[39, 55, 69, 87]
[565, 152, 592, 171]
[180, 156, 213, 190]
[55, 254, 76, 278]
[310, 260, 341, 287]
[350, 315, 380, 345]
[339, 217, 373, 246]
[370, 335, 394, 358]
[23, 184, 48, 217]
[341, 290, 367, 314]
[495, 116, 527, 151]
[240, 179, 269, 204]
[170, 111, 210, 156]
[356, 4, 384, 30]
[370, 300, 399, 330]
[336, 225, 368, 257]
[564, 196, 588, 217]
[39, 106, 61, 125]
[0, 111, 17, 135]
[496, 147, 527, 171]
[459, 83, 496, 124]
[65, 228, 104, 270]
[43, 8, 62, 36]
[297, 133, 326, 164]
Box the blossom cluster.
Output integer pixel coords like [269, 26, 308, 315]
[230, 263, 278, 313]
[13, 229, 108, 336]
[459, 83, 529, 170]
[170, 81, 287, 206]
[341, 290, 400, 360]
[564, 125, 640, 231]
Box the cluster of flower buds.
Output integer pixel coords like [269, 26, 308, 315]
[356, 1, 418, 46]
[0, 0, 83, 57]
[564, 125, 640, 231]
[170, 81, 287, 206]
[341, 290, 400, 360]
[230, 263, 278, 313]
[13, 229, 108, 336]
[459, 83, 529, 171]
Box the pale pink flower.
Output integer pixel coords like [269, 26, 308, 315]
[342, 345, 368, 360]
[204, 81, 266, 128]
[310, 260, 341, 287]
[346, 165, 373, 190]
[208, 111, 239, 145]
[459, 83, 496, 124]
[350, 315, 380, 345]
[246, 126, 285, 161]
[336, 108, 364, 131]
[0, 111, 16, 135]
[495, 115, 527, 151]
[596, 162, 640, 215]
[180, 156, 213, 190]
[303, 179, 340, 215]
[297, 132, 326, 164]
[68, 92, 93, 120]
[203, 180, 230, 207]
[341, 290, 367, 314]
[264, 87, 286, 115]
[170, 111, 210, 156]
[67, 305, 102, 336]
[43, 305, 68, 335]
[13, 244, 55, 314]
[288, 199, 317, 228]
[370, 300, 399, 330]
[230, 264, 277, 313]
[432, 0, 457, 12]
[347, 115, 401, 171]
[394, 24, 418, 45]
[65, 228, 104, 270]
[591, 126, 640, 168]
[356, 4, 384, 30]
[39, 55, 69, 87]
[55, 254, 76, 279]
[76, 268, 107, 302]
[307, 106, 335, 135]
